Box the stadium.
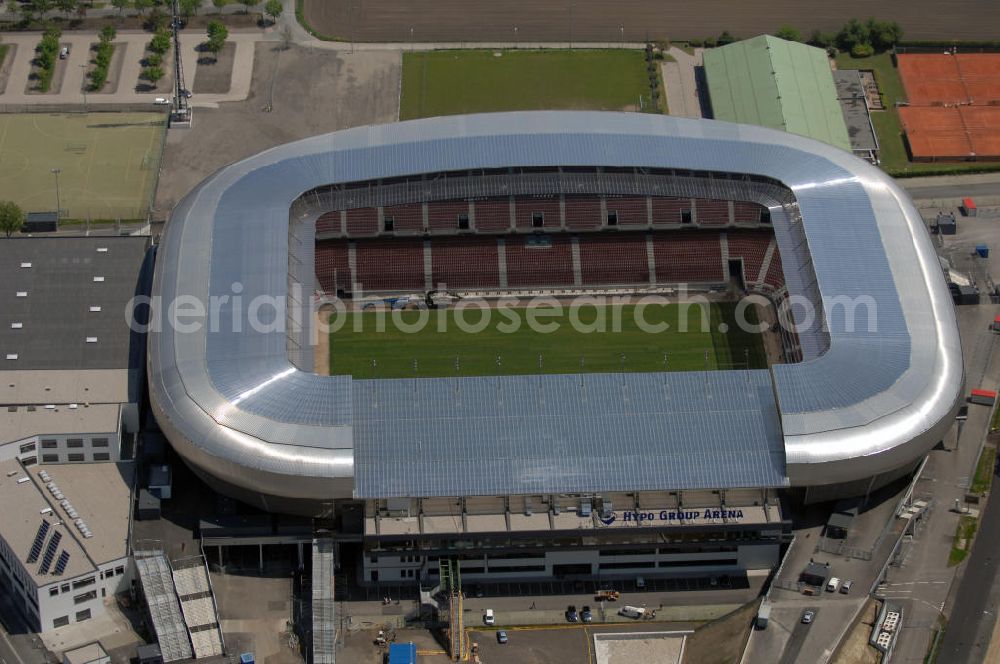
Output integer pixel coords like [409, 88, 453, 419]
[148, 111, 963, 584]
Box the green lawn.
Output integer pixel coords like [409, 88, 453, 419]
[330, 302, 766, 378]
[949, 514, 978, 566]
[836, 52, 1000, 177]
[400, 49, 655, 120]
[0, 112, 166, 220]
[971, 445, 997, 495]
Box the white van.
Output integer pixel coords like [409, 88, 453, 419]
[59, 46, 69, 59]
[619, 605, 646, 619]
[483, 609, 495, 625]
[826, 577, 840, 593]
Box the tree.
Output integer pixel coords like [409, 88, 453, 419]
[178, 0, 199, 19]
[835, 17, 867, 51]
[775, 26, 801, 42]
[212, 0, 225, 13]
[807, 29, 834, 48]
[717, 30, 735, 46]
[133, 0, 154, 16]
[110, 0, 128, 17]
[205, 19, 228, 57]
[0, 201, 25, 238]
[867, 17, 903, 51]
[149, 28, 171, 54]
[55, 0, 76, 18]
[142, 65, 164, 85]
[265, 0, 282, 24]
[100, 24, 117, 43]
[851, 42, 875, 58]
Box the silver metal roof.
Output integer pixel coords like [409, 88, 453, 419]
[148, 111, 963, 506]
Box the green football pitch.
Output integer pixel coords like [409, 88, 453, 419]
[400, 49, 653, 120]
[329, 302, 767, 379]
[0, 112, 166, 220]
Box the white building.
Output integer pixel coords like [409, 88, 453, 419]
[0, 459, 134, 631]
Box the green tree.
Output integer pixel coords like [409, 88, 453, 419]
[851, 42, 875, 58]
[133, 0, 154, 15]
[100, 24, 117, 43]
[264, 0, 282, 24]
[145, 52, 162, 67]
[866, 18, 903, 51]
[142, 64, 164, 85]
[775, 26, 801, 42]
[207, 18, 227, 40]
[149, 28, 171, 54]
[110, 0, 129, 16]
[212, 0, 225, 13]
[0, 201, 25, 238]
[836, 17, 868, 51]
[55, 0, 76, 18]
[717, 30, 735, 46]
[178, 0, 199, 18]
[807, 29, 834, 48]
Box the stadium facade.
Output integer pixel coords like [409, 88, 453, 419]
[149, 112, 963, 583]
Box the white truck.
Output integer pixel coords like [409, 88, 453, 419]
[619, 605, 646, 619]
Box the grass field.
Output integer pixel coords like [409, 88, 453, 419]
[329, 302, 766, 378]
[836, 53, 1000, 177]
[400, 50, 653, 120]
[0, 112, 166, 220]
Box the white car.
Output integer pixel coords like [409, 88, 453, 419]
[483, 609, 495, 626]
[153, 97, 171, 105]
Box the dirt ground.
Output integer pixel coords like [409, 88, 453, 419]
[153, 43, 400, 216]
[194, 41, 236, 94]
[681, 600, 758, 664]
[0, 43, 16, 95]
[831, 598, 881, 664]
[304, 0, 1000, 43]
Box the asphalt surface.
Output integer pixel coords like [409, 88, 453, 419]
[937, 460, 1000, 663]
[903, 181, 1000, 201]
[303, 0, 1000, 43]
[778, 608, 817, 664]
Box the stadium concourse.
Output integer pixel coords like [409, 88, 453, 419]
[148, 112, 963, 587]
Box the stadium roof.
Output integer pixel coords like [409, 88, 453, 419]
[149, 111, 962, 510]
[704, 35, 852, 152]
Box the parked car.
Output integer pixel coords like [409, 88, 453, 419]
[180, 89, 193, 99]
[840, 579, 854, 594]
[826, 577, 840, 593]
[581, 606, 593, 623]
[153, 97, 171, 105]
[565, 605, 578, 622]
[496, 630, 508, 644]
[483, 609, 495, 626]
[59, 46, 69, 59]
[801, 610, 815, 625]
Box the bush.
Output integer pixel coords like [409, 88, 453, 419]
[688, 38, 703, 47]
[775, 26, 802, 42]
[717, 31, 736, 46]
[850, 42, 875, 58]
[703, 36, 718, 48]
[808, 29, 834, 48]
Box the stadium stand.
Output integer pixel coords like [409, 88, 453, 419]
[430, 236, 501, 289]
[605, 196, 650, 227]
[726, 230, 772, 286]
[734, 201, 766, 225]
[578, 233, 650, 285]
[651, 231, 725, 283]
[764, 244, 786, 290]
[428, 200, 471, 232]
[472, 198, 512, 233]
[382, 203, 424, 234]
[695, 199, 731, 226]
[315, 241, 351, 293]
[563, 195, 604, 230]
[354, 238, 425, 291]
[345, 207, 379, 236]
[505, 234, 575, 287]
[515, 196, 562, 230]
[651, 196, 691, 226]
[316, 211, 341, 236]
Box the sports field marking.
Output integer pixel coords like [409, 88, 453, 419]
[329, 301, 767, 379]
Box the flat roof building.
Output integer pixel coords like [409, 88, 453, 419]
[704, 35, 852, 152]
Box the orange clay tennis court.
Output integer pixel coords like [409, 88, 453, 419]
[897, 54, 1000, 160]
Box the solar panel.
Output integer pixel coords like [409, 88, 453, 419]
[53, 551, 70, 576]
[26, 521, 50, 563]
[38, 531, 62, 574]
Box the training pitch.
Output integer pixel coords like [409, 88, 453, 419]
[0, 112, 166, 220]
[400, 49, 651, 120]
[329, 302, 767, 378]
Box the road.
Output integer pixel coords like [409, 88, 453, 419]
[778, 609, 817, 664]
[937, 459, 1000, 663]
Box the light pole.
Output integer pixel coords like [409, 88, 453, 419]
[79, 64, 88, 110]
[514, 25, 518, 49]
[620, 25, 624, 48]
[51, 168, 62, 221]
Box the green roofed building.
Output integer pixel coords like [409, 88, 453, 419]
[703, 35, 851, 152]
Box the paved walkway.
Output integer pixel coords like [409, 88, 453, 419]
[661, 47, 703, 118]
[0, 30, 259, 106]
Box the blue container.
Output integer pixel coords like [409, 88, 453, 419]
[239, 654, 254, 664]
[388, 642, 417, 664]
[977, 244, 989, 258]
